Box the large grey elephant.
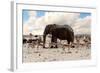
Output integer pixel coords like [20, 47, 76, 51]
[43, 24, 74, 49]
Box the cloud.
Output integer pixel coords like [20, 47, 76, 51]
[23, 11, 91, 35]
[28, 11, 37, 17]
[23, 11, 37, 35]
[73, 16, 91, 34]
[23, 11, 80, 35]
[44, 12, 80, 25]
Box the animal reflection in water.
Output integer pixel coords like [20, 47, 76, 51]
[23, 24, 91, 53]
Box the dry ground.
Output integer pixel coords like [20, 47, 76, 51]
[22, 43, 91, 63]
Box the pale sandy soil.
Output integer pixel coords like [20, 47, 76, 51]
[22, 43, 91, 63]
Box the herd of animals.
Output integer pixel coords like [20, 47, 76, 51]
[23, 24, 91, 53]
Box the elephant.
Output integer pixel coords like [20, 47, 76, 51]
[43, 24, 74, 50]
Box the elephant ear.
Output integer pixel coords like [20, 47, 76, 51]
[44, 24, 57, 35]
[49, 24, 57, 33]
[43, 24, 52, 35]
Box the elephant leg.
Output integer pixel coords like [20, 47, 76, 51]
[43, 35, 46, 48]
[51, 36, 57, 48]
[71, 42, 75, 48]
[50, 37, 53, 48]
[67, 41, 72, 53]
[50, 43, 54, 48]
[55, 39, 58, 48]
